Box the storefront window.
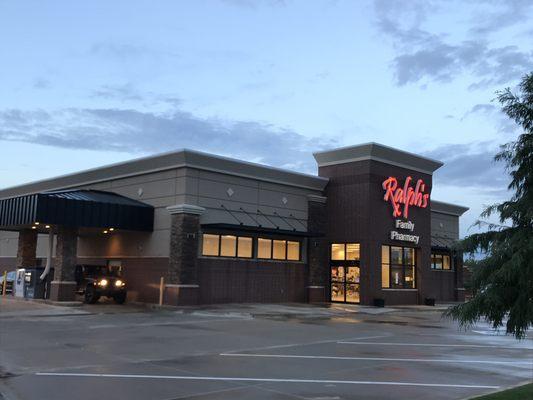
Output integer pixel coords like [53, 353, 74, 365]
[381, 264, 390, 288]
[381, 245, 416, 289]
[443, 255, 451, 270]
[273, 240, 286, 259]
[287, 241, 300, 260]
[220, 235, 237, 257]
[331, 243, 360, 261]
[431, 253, 452, 270]
[202, 234, 219, 256]
[202, 234, 299, 261]
[331, 243, 345, 260]
[391, 246, 403, 264]
[237, 237, 253, 258]
[405, 265, 416, 288]
[202, 234, 252, 258]
[257, 238, 272, 259]
[258, 238, 300, 261]
[346, 243, 360, 260]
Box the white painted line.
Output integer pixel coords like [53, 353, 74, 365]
[35, 372, 500, 389]
[221, 335, 389, 354]
[337, 341, 533, 350]
[220, 353, 532, 366]
[472, 330, 507, 336]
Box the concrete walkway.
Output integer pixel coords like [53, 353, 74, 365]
[0, 296, 455, 320]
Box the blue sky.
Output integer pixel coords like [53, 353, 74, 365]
[0, 0, 532, 235]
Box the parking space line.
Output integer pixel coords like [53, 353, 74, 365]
[220, 353, 532, 365]
[221, 335, 389, 354]
[35, 372, 500, 389]
[337, 341, 533, 350]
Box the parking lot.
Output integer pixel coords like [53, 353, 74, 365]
[0, 298, 532, 400]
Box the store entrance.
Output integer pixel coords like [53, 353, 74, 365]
[330, 265, 360, 303]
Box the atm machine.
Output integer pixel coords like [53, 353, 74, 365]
[23, 268, 54, 299]
[14, 268, 25, 298]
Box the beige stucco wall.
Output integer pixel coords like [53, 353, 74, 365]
[0, 165, 321, 260]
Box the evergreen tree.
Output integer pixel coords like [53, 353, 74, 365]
[446, 73, 533, 339]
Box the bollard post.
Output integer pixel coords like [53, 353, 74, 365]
[159, 276, 165, 306]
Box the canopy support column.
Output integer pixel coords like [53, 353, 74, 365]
[16, 229, 37, 268]
[50, 226, 78, 302]
[164, 204, 205, 306]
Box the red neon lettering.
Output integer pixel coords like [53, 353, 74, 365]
[382, 176, 430, 218]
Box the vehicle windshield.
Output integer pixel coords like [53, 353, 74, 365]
[85, 266, 120, 277]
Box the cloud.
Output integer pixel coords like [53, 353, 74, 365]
[90, 43, 155, 60]
[374, 0, 533, 88]
[424, 141, 509, 196]
[33, 78, 50, 90]
[91, 83, 182, 109]
[92, 83, 143, 101]
[0, 107, 337, 174]
[221, 0, 286, 7]
[462, 103, 518, 134]
[469, 0, 533, 35]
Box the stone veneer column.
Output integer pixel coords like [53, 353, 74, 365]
[307, 195, 328, 303]
[50, 226, 78, 302]
[164, 204, 205, 306]
[16, 229, 38, 267]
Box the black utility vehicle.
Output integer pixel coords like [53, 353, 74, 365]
[75, 265, 127, 304]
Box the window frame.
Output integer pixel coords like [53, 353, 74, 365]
[381, 245, 417, 289]
[201, 233, 254, 259]
[330, 243, 361, 263]
[257, 237, 302, 261]
[202, 233, 301, 262]
[431, 251, 453, 271]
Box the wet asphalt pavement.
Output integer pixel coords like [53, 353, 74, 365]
[0, 298, 531, 400]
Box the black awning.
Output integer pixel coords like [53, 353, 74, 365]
[431, 234, 457, 249]
[201, 223, 323, 237]
[0, 190, 154, 231]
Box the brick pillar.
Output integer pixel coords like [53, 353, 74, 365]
[16, 229, 37, 267]
[164, 204, 205, 306]
[50, 226, 78, 302]
[307, 195, 328, 303]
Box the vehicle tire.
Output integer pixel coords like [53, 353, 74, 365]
[84, 285, 100, 304]
[113, 292, 127, 304]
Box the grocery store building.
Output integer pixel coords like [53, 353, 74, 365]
[0, 143, 468, 306]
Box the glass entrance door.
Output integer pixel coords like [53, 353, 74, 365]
[330, 266, 360, 303]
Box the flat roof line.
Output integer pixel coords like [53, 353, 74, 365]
[313, 142, 444, 174]
[0, 148, 329, 198]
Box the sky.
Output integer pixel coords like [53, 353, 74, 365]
[0, 0, 532, 236]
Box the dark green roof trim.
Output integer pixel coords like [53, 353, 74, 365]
[0, 190, 153, 231]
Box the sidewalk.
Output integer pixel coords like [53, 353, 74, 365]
[0, 295, 451, 320]
[0, 296, 89, 318]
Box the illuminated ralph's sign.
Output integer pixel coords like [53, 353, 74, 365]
[382, 176, 429, 218]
